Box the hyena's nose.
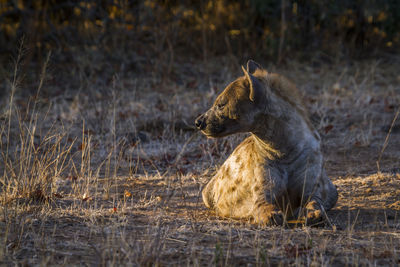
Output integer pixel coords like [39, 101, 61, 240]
[195, 114, 206, 130]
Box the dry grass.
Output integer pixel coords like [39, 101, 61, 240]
[0, 49, 400, 266]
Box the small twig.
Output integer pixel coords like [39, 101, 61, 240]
[380, 231, 400, 238]
[165, 237, 187, 244]
[377, 108, 400, 173]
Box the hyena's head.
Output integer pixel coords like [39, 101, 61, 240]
[195, 60, 267, 138]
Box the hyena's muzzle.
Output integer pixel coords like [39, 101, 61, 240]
[195, 108, 239, 138]
[195, 109, 226, 137]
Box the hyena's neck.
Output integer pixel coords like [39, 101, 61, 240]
[251, 112, 320, 161]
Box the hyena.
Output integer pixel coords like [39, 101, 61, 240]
[195, 60, 338, 225]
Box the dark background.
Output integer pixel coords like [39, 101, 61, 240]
[0, 0, 399, 95]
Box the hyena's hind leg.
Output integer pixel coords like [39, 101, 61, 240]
[294, 179, 338, 226]
[305, 171, 338, 225]
[291, 166, 338, 225]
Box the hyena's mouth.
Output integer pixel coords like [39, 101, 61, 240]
[202, 124, 228, 138]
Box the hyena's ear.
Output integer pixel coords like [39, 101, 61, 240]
[246, 60, 262, 74]
[241, 65, 264, 102]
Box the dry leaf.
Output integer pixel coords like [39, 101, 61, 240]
[82, 192, 92, 202]
[384, 99, 395, 112]
[354, 141, 362, 147]
[124, 190, 132, 198]
[324, 124, 334, 134]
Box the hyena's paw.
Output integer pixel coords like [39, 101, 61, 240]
[253, 204, 283, 226]
[304, 200, 324, 225]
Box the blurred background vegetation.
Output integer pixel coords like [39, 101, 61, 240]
[0, 0, 399, 91]
[1, 0, 399, 56]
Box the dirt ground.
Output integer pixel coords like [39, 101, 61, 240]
[1, 54, 400, 266]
